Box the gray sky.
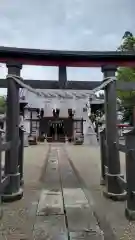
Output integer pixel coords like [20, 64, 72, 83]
[0, 0, 134, 95]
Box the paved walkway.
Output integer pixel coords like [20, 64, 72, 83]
[0, 142, 134, 239]
[33, 144, 103, 239]
[0, 143, 104, 239]
[65, 144, 135, 240]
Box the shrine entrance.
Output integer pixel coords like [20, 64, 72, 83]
[47, 120, 65, 142]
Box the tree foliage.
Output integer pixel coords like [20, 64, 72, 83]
[117, 31, 135, 124]
[118, 31, 135, 51]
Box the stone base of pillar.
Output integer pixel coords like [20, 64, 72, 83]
[2, 172, 23, 202]
[103, 173, 127, 201]
[125, 208, 135, 221]
[2, 188, 23, 202]
[103, 189, 126, 201]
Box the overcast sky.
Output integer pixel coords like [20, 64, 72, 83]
[0, 0, 134, 95]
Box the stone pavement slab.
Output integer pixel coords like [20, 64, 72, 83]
[33, 145, 68, 240]
[65, 144, 135, 240]
[37, 190, 64, 216]
[0, 143, 49, 240]
[58, 147, 101, 235]
[33, 215, 68, 240]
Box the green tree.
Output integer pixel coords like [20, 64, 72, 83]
[117, 32, 135, 124]
[118, 31, 135, 51]
[0, 96, 6, 114]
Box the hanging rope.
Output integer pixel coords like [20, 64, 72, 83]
[6, 74, 116, 100]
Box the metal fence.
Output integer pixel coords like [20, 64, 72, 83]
[100, 128, 135, 220]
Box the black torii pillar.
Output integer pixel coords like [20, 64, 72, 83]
[3, 63, 23, 201]
[101, 65, 126, 200]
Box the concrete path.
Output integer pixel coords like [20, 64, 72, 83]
[0, 143, 103, 239]
[1, 142, 133, 239]
[65, 144, 135, 240]
[0, 143, 50, 240]
[33, 144, 103, 239]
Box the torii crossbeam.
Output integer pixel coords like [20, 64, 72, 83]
[0, 46, 135, 67]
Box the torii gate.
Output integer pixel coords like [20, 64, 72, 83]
[0, 46, 135, 206]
